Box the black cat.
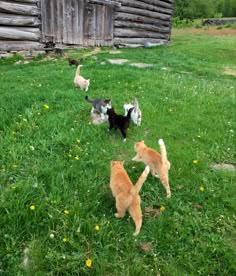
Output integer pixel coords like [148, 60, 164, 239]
[107, 107, 134, 141]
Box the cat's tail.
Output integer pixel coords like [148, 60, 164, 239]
[75, 65, 83, 77]
[134, 96, 139, 110]
[126, 107, 134, 120]
[131, 166, 150, 195]
[159, 139, 168, 164]
[84, 95, 93, 103]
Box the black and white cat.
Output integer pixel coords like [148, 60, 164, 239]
[123, 96, 142, 127]
[85, 96, 112, 120]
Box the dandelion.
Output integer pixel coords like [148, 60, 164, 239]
[86, 259, 92, 267]
[49, 233, 55, 239]
[43, 104, 49, 109]
[62, 237, 67, 243]
[197, 135, 201, 138]
[95, 225, 100, 231]
[193, 160, 198, 164]
[68, 154, 72, 158]
[30, 205, 35, 210]
[199, 186, 204, 192]
[64, 210, 69, 215]
[160, 206, 165, 212]
[22, 118, 27, 122]
[76, 139, 80, 143]
[74, 155, 79, 160]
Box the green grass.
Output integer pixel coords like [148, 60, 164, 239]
[0, 29, 235, 275]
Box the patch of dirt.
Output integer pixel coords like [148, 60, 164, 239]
[224, 67, 236, 77]
[173, 26, 236, 37]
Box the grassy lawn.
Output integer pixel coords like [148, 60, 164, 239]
[0, 27, 235, 275]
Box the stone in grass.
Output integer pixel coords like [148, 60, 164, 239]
[210, 163, 235, 172]
[107, 59, 128, 65]
[130, 63, 154, 68]
[91, 113, 108, 125]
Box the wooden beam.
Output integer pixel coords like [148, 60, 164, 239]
[88, 0, 121, 7]
[114, 21, 170, 33]
[4, 0, 38, 3]
[0, 27, 40, 41]
[114, 27, 169, 39]
[0, 40, 43, 51]
[0, 13, 40, 26]
[116, 6, 170, 21]
[114, 37, 169, 45]
[137, 0, 173, 10]
[115, 12, 171, 27]
[0, 1, 40, 16]
[118, 0, 173, 15]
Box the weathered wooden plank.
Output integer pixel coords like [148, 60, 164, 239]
[0, 40, 43, 51]
[137, 0, 173, 10]
[0, 13, 40, 26]
[114, 37, 168, 45]
[0, 1, 40, 16]
[118, 0, 173, 15]
[116, 6, 170, 21]
[5, 0, 38, 3]
[115, 12, 171, 27]
[88, 0, 121, 7]
[114, 20, 170, 33]
[114, 27, 168, 39]
[0, 27, 40, 41]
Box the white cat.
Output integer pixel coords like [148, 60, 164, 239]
[123, 96, 142, 127]
[74, 65, 90, 92]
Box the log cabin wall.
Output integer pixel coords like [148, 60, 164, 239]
[114, 0, 174, 46]
[0, 0, 42, 51]
[0, 0, 174, 51]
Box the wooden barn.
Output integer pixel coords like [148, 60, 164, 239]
[0, 0, 174, 51]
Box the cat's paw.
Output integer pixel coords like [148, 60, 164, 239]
[158, 139, 164, 145]
[145, 166, 150, 173]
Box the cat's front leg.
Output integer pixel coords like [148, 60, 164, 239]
[132, 154, 141, 161]
[101, 113, 105, 120]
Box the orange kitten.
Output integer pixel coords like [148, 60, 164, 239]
[110, 161, 150, 236]
[132, 139, 171, 198]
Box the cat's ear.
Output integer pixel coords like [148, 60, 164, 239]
[110, 161, 115, 167]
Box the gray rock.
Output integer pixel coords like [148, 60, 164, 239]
[211, 163, 235, 172]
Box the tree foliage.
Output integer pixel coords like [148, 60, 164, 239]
[174, 0, 236, 19]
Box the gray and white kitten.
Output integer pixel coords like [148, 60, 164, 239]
[123, 96, 142, 127]
[85, 96, 112, 119]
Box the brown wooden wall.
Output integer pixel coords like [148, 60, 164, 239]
[0, 0, 174, 50]
[41, 0, 114, 46]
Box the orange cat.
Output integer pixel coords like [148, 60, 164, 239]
[132, 139, 171, 198]
[110, 161, 150, 236]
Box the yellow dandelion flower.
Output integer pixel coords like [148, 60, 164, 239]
[62, 237, 67, 242]
[74, 155, 79, 160]
[160, 206, 165, 212]
[197, 135, 201, 138]
[43, 104, 49, 109]
[199, 186, 204, 192]
[95, 225, 100, 231]
[68, 154, 72, 158]
[86, 259, 92, 267]
[193, 160, 198, 164]
[64, 210, 69, 215]
[76, 139, 80, 143]
[30, 205, 35, 210]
